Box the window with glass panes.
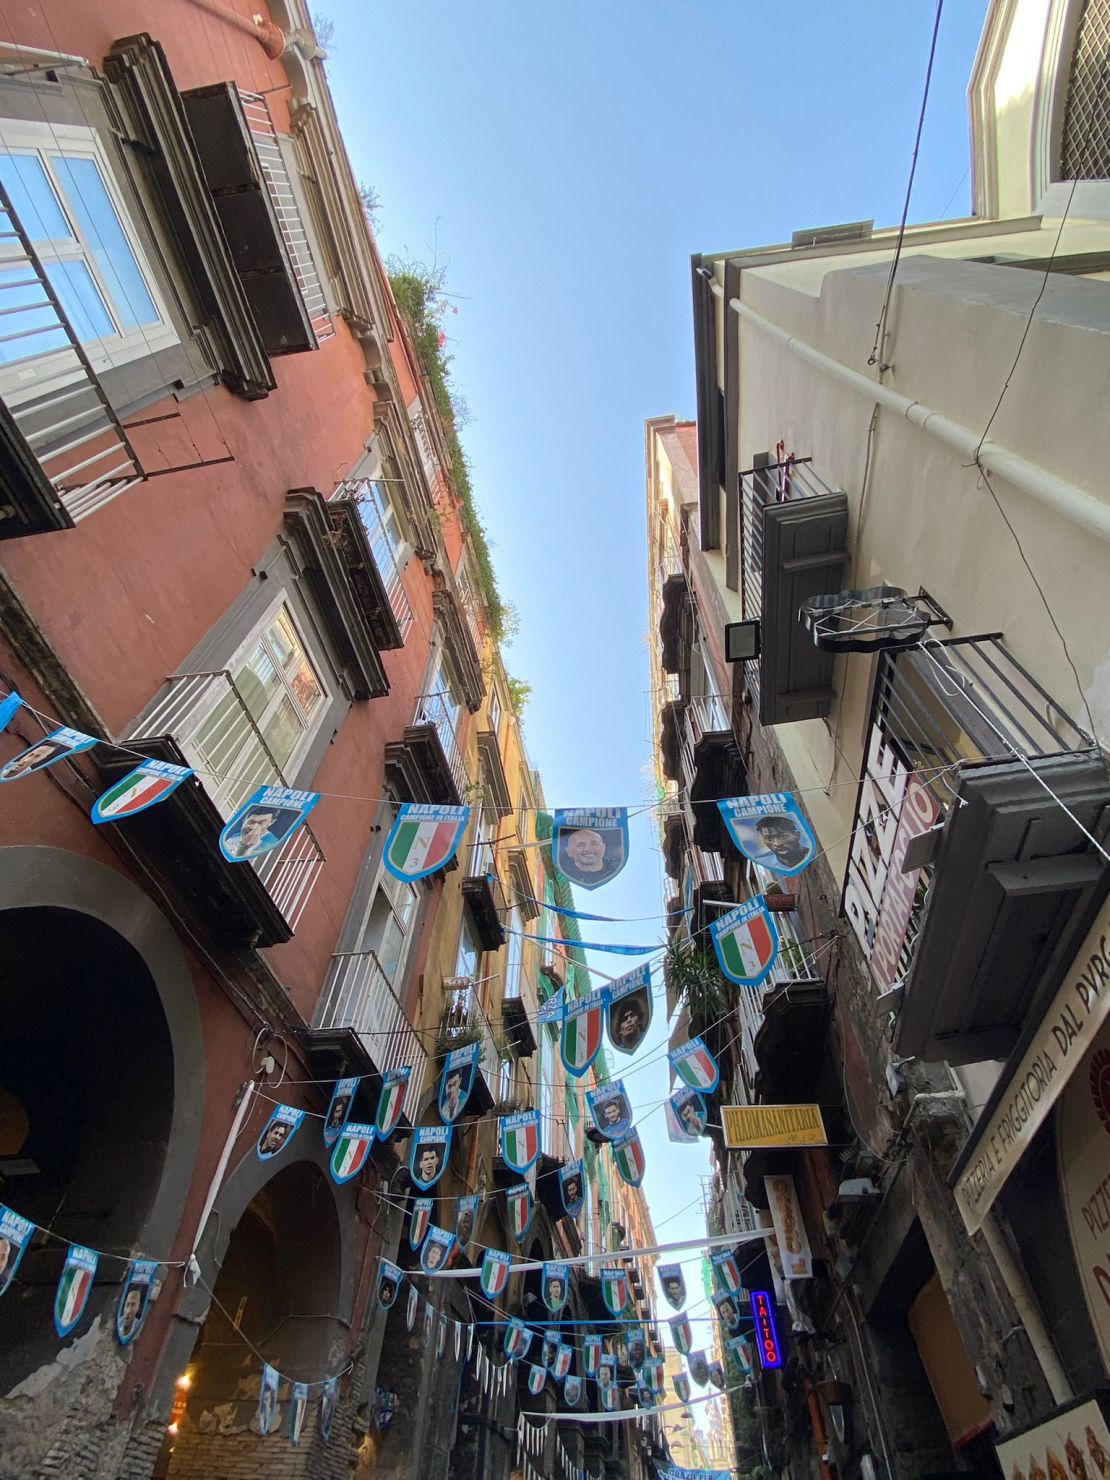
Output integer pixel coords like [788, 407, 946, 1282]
[0, 120, 176, 378]
[184, 603, 327, 817]
[360, 867, 418, 989]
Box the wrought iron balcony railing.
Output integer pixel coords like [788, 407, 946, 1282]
[237, 88, 334, 345]
[441, 980, 501, 1082]
[412, 690, 470, 798]
[124, 669, 325, 930]
[0, 181, 144, 527]
[330, 478, 414, 639]
[315, 948, 427, 1113]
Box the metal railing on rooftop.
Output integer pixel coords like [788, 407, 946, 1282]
[330, 478, 414, 638]
[316, 948, 427, 1115]
[0, 181, 145, 523]
[125, 670, 325, 930]
[238, 88, 333, 345]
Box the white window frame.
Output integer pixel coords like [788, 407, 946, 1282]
[487, 686, 502, 739]
[360, 863, 419, 990]
[0, 117, 177, 392]
[179, 593, 331, 818]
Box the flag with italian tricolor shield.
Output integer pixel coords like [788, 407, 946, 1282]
[611, 1127, 645, 1188]
[600, 1265, 628, 1316]
[503, 1317, 533, 1360]
[409, 1197, 433, 1249]
[560, 990, 605, 1078]
[584, 1334, 602, 1376]
[375, 1065, 411, 1140]
[709, 897, 779, 988]
[552, 1343, 572, 1380]
[91, 759, 193, 823]
[329, 1122, 374, 1185]
[499, 1110, 539, 1174]
[673, 1372, 691, 1402]
[668, 1036, 719, 1094]
[505, 1182, 533, 1242]
[670, 1313, 693, 1355]
[54, 1244, 98, 1337]
[384, 802, 470, 882]
[480, 1248, 511, 1297]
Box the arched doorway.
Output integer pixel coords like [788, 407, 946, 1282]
[156, 1158, 345, 1477]
[0, 905, 175, 1393]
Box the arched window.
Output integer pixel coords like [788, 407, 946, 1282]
[1060, 0, 1110, 179]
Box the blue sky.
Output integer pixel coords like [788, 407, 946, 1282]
[324, 0, 988, 1378]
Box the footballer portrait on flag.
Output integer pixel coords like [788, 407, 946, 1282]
[552, 807, 629, 890]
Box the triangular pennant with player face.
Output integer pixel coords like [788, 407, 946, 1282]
[219, 785, 319, 863]
[439, 1042, 479, 1124]
[558, 1159, 584, 1219]
[0, 1204, 33, 1298]
[610, 1127, 645, 1187]
[600, 1265, 628, 1317]
[481, 1247, 512, 1297]
[713, 1288, 743, 1331]
[409, 1197, 433, 1249]
[667, 1086, 707, 1141]
[258, 1363, 279, 1435]
[323, 1077, 357, 1148]
[409, 1125, 451, 1190]
[505, 1182, 533, 1243]
[115, 1260, 156, 1346]
[657, 1264, 686, 1310]
[553, 807, 629, 890]
[257, 1104, 305, 1161]
[560, 990, 605, 1078]
[587, 1081, 633, 1141]
[54, 1245, 98, 1337]
[670, 1312, 693, 1356]
[420, 1226, 456, 1275]
[668, 1036, 719, 1094]
[710, 898, 779, 987]
[606, 964, 652, 1055]
[330, 1122, 374, 1185]
[499, 1110, 540, 1174]
[374, 1066, 412, 1140]
[564, 1373, 582, 1406]
[687, 1350, 710, 1387]
[455, 1194, 478, 1251]
[542, 1261, 569, 1314]
[91, 759, 193, 824]
[718, 793, 816, 877]
[0, 726, 96, 785]
[384, 802, 470, 881]
[708, 1359, 726, 1389]
[377, 1258, 402, 1310]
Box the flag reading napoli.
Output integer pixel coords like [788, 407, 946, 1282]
[718, 792, 816, 877]
[668, 1036, 720, 1094]
[374, 1065, 411, 1140]
[481, 1248, 511, 1298]
[560, 990, 605, 1078]
[499, 1109, 539, 1174]
[91, 759, 193, 823]
[54, 1245, 98, 1337]
[552, 807, 629, 890]
[611, 1127, 646, 1186]
[384, 802, 470, 881]
[505, 1182, 533, 1242]
[710, 897, 779, 987]
[218, 785, 319, 862]
[330, 1122, 374, 1184]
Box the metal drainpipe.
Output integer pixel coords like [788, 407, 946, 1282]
[712, 284, 1110, 546]
[979, 1212, 1073, 1405]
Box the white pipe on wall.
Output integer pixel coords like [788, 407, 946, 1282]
[722, 292, 1110, 545]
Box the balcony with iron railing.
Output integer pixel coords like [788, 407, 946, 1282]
[738, 456, 849, 725]
[118, 670, 326, 945]
[462, 834, 507, 952]
[441, 979, 502, 1088]
[844, 634, 1108, 1067]
[237, 89, 333, 345]
[502, 954, 539, 1058]
[0, 181, 145, 536]
[404, 690, 470, 806]
[313, 948, 427, 1116]
[679, 694, 746, 853]
[327, 479, 414, 648]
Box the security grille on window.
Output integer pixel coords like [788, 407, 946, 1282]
[183, 604, 327, 816]
[1060, 0, 1110, 180]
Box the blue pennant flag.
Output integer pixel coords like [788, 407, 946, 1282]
[553, 807, 629, 890]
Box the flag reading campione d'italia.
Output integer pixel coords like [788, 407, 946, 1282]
[383, 803, 470, 882]
[91, 759, 193, 824]
[329, 1122, 374, 1185]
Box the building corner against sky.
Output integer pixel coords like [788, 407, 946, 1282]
[647, 1, 1110, 1478]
